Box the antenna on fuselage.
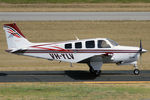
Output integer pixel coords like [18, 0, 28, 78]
[73, 34, 79, 40]
[70, 63, 73, 67]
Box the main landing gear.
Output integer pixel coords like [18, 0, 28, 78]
[89, 67, 101, 76]
[88, 57, 103, 76]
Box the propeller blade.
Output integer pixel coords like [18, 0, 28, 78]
[139, 40, 142, 56]
[138, 40, 147, 69]
[139, 40, 144, 69]
[140, 40, 142, 50]
[139, 53, 142, 68]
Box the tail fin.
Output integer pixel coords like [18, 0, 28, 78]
[3, 23, 31, 49]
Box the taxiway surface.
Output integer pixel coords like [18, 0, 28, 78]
[0, 12, 150, 21]
[0, 70, 150, 82]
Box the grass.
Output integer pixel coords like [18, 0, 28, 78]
[0, 83, 150, 100]
[0, 0, 150, 3]
[1, 3, 150, 12]
[0, 21, 150, 71]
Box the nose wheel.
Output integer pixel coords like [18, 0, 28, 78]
[133, 69, 140, 75]
[133, 63, 140, 75]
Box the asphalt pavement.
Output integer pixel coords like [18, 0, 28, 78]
[0, 70, 150, 82]
[0, 12, 150, 21]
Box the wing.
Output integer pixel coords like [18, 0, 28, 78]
[78, 53, 113, 72]
[78, 53, 113, 63]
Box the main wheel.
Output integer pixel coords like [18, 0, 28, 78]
[89, 68, 95, 74]
[134, 69, 140, 75]
[89, 68, 101, 76]
[94, 70, 101, 76]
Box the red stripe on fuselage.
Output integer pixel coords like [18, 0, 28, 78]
[31, 45, 71, 52]
[31, 46, 71, 52]
[15, 49, 138, 53]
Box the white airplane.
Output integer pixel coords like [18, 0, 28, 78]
[3, 23, 147, 76]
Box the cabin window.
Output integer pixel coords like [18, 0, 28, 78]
[75, 42, 82, 48]
[98, 40, 110, 48]
[86, 40, 95, 48]
[65, 43, 72, 49]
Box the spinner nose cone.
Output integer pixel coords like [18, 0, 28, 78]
[142, 49, 147, 53]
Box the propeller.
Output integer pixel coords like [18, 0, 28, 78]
[133, 40, 147, 75]
[139, 40, 142, 56]
[139, 40, 143, 68]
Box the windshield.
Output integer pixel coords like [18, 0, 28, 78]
[107, 39, 118, 46]
[98, 40, 110, 48]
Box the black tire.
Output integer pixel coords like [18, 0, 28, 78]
[89, 68, 101, 76]
[94, 70, 101, 76]
[134, 69, 140, 75]
[89, 68, 95, 74]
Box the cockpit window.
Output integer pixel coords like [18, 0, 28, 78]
[86, 40, 95, 48]
[107, 39, 118, 46]
[98, 40, 110, 48]
[65, 43, 72, 49]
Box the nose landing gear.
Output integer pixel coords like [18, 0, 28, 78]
[133, 64, 140, 75]
[133, 69, 140, 75]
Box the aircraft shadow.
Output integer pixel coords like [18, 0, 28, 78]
[64, 70, 133, 80]
[0, 73, 7, 76]
[0, 70, 134, 76]
[0, 70, 97, 80]
[0, 70, 149, 81]
[65, 70, 97, 80]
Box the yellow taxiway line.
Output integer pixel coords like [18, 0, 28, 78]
[0, 81, 150, 84]
[81, 81, 150, 84]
